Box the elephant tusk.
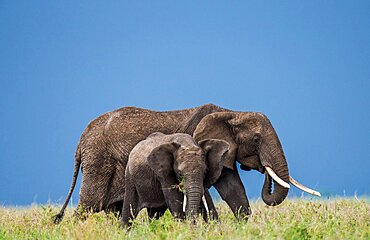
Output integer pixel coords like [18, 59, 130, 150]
[265, 167, 290, 189]
[183, 195, 187, 212]
[289, 176, 321, 197]
[202, 195, 209, 214]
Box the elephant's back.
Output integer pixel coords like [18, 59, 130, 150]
[77, 106, 195, 166]
[78, 107, 158, 152]
[78, 104, 216, 147]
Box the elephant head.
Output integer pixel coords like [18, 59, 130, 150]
[147, 138, 229, 218]
[193, 112, 320, 206]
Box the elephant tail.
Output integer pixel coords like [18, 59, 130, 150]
[54, 144, 82, 224]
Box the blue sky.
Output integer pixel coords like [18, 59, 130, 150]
[1, 1, 369, 205]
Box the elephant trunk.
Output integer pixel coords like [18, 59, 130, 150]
[184, 174, 203, 219]
[260, 128, 290, 206]
[261, 168, 289, 206]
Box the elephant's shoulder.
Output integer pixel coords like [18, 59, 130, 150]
[127, 142, 153, 174]
[197, 103, 230, 113]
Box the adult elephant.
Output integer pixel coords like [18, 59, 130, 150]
[55, 104, 319, 222]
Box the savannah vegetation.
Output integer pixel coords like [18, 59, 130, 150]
[0, 198, 369, 239]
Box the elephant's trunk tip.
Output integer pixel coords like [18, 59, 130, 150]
[262, 171, 289, 206]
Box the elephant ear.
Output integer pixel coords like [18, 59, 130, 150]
[147, 142, 181, 184]
[199, 139, 230, 188]
[193, 112, 238, 170]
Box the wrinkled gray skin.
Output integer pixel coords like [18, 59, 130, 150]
[122, 132, 229, 226]
[55, 104, 290, 223]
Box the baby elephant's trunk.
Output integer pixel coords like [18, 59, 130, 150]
[184, 174, 203, 219]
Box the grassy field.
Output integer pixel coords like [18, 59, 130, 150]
[0, 198, 369, 240]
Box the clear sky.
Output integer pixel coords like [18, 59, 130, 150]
[1, 1, 369, 205]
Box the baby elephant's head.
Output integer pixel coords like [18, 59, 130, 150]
[148, 137, 229, 219]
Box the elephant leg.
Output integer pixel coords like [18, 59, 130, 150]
[107, 200, 123, 217]
[79, 157, 114, 213]
[73, 202, 90, 221]
[213, 167, 252, 220]
[147, 206, 167, 220]
[200, 189, 218, 222]
[121, 178, 139, 227]
[162, 187, 185, 219]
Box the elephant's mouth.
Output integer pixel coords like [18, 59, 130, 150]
[238, 155, 265, 173]
[240, 164, 265, 173]
[240, 164, 252, 171]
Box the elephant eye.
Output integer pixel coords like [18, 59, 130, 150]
[253, 135, 261, 144]
[231, 126, 240, 134]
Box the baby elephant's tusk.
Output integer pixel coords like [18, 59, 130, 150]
[202, 195, 209, 213]
[183, 195, 187, 212]
[289, 176, 321, 196]
[265, 167, 290, 189]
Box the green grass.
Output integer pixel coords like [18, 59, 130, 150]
[0, 199, 369, 239]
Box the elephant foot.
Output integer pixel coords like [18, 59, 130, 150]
[120, 221, 133, 231]
[235, 206, 252, 221]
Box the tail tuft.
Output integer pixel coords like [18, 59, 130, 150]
[53, 212, 64, 224]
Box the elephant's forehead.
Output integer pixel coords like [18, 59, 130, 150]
[249, 122, 262, 132]
[177, 158, 206, 173]
[169, 133, 197, 145]
[177, 148, 203, 159]
[182, 146, 201, 152]
[236, 113, 264, 131]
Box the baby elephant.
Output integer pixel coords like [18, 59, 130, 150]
[122, 132, 229, 226]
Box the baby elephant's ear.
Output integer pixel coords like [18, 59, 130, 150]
[199, 139, 230, 188]
[147, 142, 181, 182]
